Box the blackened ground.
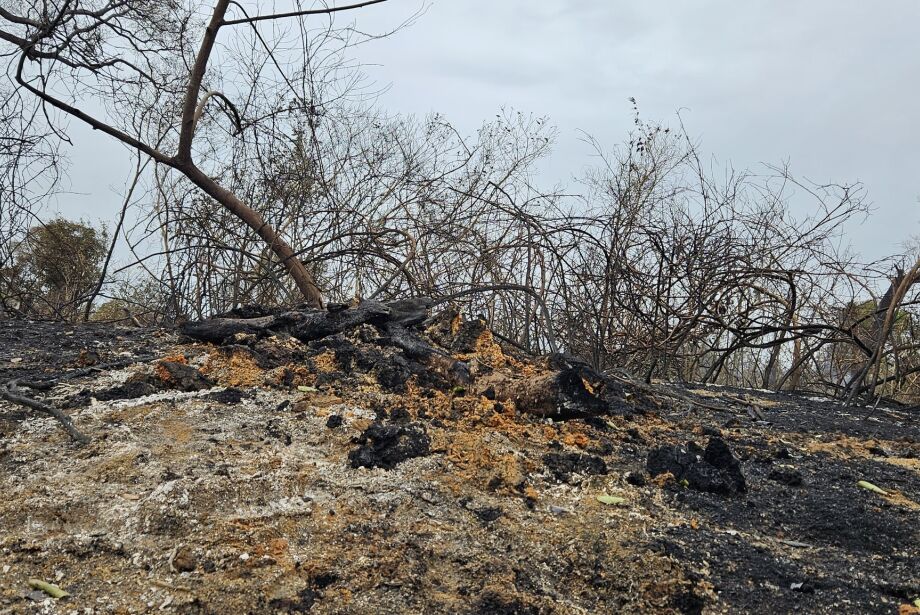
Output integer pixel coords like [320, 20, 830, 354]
[542, 451, 608, 483]
[596, 382, 920, 614]
[0, 319, 171, 436]
[0, 319, 163, 381]
[646, 437, 746, 494]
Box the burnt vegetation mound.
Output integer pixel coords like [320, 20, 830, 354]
[178, 299, 625, 423]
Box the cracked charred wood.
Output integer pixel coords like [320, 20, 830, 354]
[545, 352, 644, 407]
[180, 300, 396, 344]
[179, 313, 280, 343]
[385, 297, 434, 327]
[383, 323, 471, 385]
[477, 368, 609, 418]
[290, 300, 392, 341]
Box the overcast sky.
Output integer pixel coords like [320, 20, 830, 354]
[56, 0, 920, 261]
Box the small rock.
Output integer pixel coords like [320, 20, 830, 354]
[25, 590, 48, 602]
[791, 581, 815, 593]
[172, 547, 196, 572]
[325, 415, 343, 429]
[472, 507, 503, 523]
[625, 427, 646, 444]
[774, 447, 792, 460]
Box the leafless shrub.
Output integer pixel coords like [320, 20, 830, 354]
[3, 5, 917, 403]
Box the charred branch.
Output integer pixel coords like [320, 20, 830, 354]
[1, 379, 90, 444]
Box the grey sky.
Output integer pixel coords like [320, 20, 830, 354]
[55, 0, 920, 261]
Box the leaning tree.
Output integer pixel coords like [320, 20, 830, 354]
[0, 0, 399, 308]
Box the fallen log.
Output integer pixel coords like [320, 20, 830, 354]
[179, 313, 279, 343]
[384, 297, 434, 327]
[291, 301, 392, 341]
[180, 300, 393, 344]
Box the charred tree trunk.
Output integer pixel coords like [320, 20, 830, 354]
[180, 300, 392, 343]
[181, 165, 324, 308]
[477, 369, 608, 419]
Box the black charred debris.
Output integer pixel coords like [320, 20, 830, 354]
[646, 437, 747, 494]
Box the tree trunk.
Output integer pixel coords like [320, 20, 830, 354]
[182, 164, 324, 308]
[846, 262, 920, 402]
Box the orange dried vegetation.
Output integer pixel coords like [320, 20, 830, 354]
[153, 354, 191, 383]
[201, 349, 265, 387]
[312, 351, 338, 373]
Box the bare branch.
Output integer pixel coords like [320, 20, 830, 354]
[222, 0, 389, 27]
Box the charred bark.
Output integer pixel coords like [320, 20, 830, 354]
[180, 300, 393, 344]
[478, 368, 608, 419]
[382, 322, 471, 386]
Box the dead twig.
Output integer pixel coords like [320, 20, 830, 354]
[151, 579, 193, 592]
[167, 544, 181, 573]
[1, 379, 90, 444]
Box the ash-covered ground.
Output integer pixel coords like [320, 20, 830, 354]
[0, 313, 917, 614]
